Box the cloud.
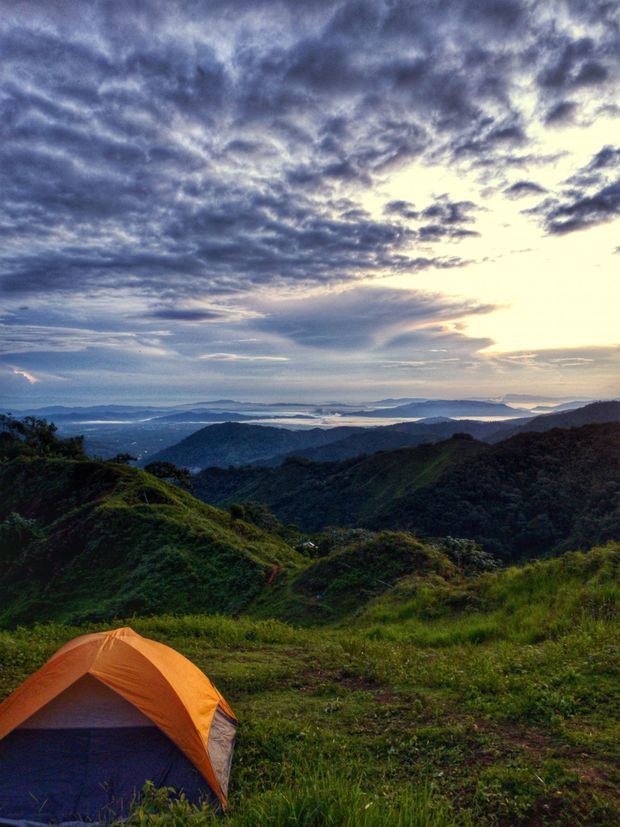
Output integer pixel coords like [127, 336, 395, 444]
[253, 286, 495, 350]
[198, 353, 289, 362]
[544, 100, 578, 126]
[0, 0, 617, 309]
[537, 36, 611, 91]
[490, 344, 620, 373]
[383, 195, 481, 241]
[504, 180, 547, 198]
[0, 324, 171, 357]
[12, 367, 38, 384]
[145, 309, 229, 322]
[543, 179, 620, 234]
[0, 1, 618, 404]
[525, 145, 620, 234]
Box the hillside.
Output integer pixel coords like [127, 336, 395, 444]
[378, 422, 620, 559]
[353, 399, 524, 418]
[1, 543, 618, 825]
[194, 435, 487, 531]
[271, 418, 509, 464]
[0, 456, 303, 625]
[142, 421, 364, 470]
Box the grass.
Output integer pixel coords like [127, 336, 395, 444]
[1, 544, 618, 825]
[0, 457, 305, 625]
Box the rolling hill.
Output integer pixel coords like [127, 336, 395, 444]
[268, 418, 512, 464]
[486, 399, 620, 442]
[0, 414, 618, 825]
[143, 421, 365, 470]
[376, 422, 620, 559]
[194, 423, 620, 561]
[0, 456, 303, 626]
[194, 435, 487, 531]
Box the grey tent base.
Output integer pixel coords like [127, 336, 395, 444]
[0, 727, 218, 825]
[1, 821, 98, 826]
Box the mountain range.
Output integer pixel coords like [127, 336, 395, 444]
[149, 400, 620, 470]
[194, 422, 620, 560]
[349, 399, 526, 418]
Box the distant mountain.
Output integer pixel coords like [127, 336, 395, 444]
[370, 397, 429, 406]
[152, 409, 257, 423]
[487, 400, 620, 443]
[15, 405, 167, 421]
[194, 435, 487, 531]
[143, 421, 365, 471]
[34, 398, 620, 469]
[353, 399, 526, 418]
[530, 400, 591, 414]
[266, 418, 514, 464]
[501, 394, 591, 406]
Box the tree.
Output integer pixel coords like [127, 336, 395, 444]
[437, 536, 499, 574]
[109, 453, 137, 465]
[0, 415, 85, 461]
[144, 461, 193, 491]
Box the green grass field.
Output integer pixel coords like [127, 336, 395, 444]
[1, 545, 618, 826]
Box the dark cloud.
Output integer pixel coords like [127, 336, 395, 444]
[542, 179, 620, 234]
[504, 180, 547, 198]
[544, 100, 578, 125]
[253, 286, 495, 350]
[383, 196, 481, 240]
[537, 36, 611, 91]
[384, 201, 419, 220]
[0, 0, 618, 307]
[530, 146, 620, 234]
[145, 308, 228, 322]
[587, 146, 620, 171]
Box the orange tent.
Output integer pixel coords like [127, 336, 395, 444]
[0, 627, 237, 825]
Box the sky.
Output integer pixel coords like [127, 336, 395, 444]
[0, 0, 619, 407]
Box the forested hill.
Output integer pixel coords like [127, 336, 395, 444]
[373, 422, 620, 559]
[195, 423, 620, 561]
[194, 435, 487, 531]
[487, 400, 620, 442]
[142, 421, 365, 470]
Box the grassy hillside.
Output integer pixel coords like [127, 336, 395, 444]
[194, 435, 486, 531]
[0, 543, 618, 826]
[0, 457, 303, 625]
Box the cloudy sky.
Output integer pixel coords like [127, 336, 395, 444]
[1, 0, 619, 406]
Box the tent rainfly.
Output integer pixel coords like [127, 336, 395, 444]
[0, 627, 237, 825]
